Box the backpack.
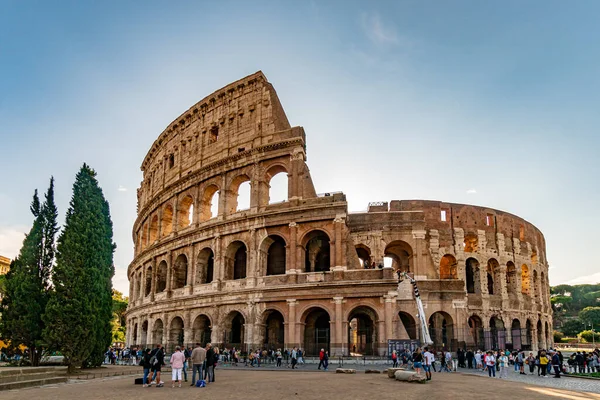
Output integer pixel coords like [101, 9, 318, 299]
[149, 355, 157, 366]
[196, 379, 206, 387]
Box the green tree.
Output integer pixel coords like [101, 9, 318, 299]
[43, 165, 115, 371]
[0, 179, 58, 366]
[559, 318, 584, 337]
[579, 330, 600, 343]
[579, 307, 600, 327]
[111, 290, 128, 344]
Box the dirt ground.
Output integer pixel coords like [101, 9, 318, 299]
[3, 369, 600, 399]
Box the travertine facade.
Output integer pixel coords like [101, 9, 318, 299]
[0, 256, 10, 275]
[125, 72, 552, 355]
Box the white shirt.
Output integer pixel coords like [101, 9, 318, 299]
[424, 351, 435, 365]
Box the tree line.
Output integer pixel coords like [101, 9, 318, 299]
[552, 283, 600, 342]
[0, 164, 115, 372]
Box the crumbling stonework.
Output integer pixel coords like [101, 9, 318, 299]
[125, 72, 552, 355]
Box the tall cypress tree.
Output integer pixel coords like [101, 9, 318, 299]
[0, 179, 57, 366]
[44, 164, 115, 371]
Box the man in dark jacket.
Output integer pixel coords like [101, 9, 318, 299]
[205, 343, 215, 383]
[150, 344, 165, 387]
[551, 351, 561, 378]
[466, 349, 474, 369]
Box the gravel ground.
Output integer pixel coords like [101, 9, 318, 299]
[2, 367, 600, 399]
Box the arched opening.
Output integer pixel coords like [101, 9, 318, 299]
[192, 314, 211, 346]
[263, 310, 285, 349]
[506, 262, 516, 294]
[303, 307, 330, 356]
[429, 312, 455, 350]
[133, 323, 138, 345]
[398, 312, 417, 340]
[156, 260, 167, 292]
[153, 319, 164, 345]
[196, 248, 214, 284]
[140, 223, 148, 251]
[355, 245, 371, 269]
[440, 254, 458, 279]
[384, 241, 412, 273]
[223, 311, 245, 347]
[200, 185, 219, 222]
[531, 251, 538, 265]
[521, 265, 530, 295]
[169, 317, 185, 351]
[465, 258, 480, 294]
[545, 321, 550, 346]
[525, 319, 533, 349]
[141, 320, 148, 345]
[537, 319, 543, 348]
[348, 306, 378, 356]
[134, 272, 141, 299]
[303, 230, 330, 272]
[488, 316, 506, 350]
[511, 319, 522, 350]
[228, 175, 251, 213]
[541, 271, 546, 307]
[533, 270, 539, 304]
[177, 195, 194, 229]
[468, 315, 484, 349]
[144, 266, 152, 296]
[225, 241, 247, 280]
[173, 254, 188, 289]
[464, 233, 478, 252]
[149, 215, 158, 243]
[161, 204, 173, 237]
[487, 258, 501, 295]
[267, 167, 288, 204]
[265, 235, 286, 276]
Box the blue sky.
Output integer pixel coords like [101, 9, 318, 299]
[1, 0, 599, 294]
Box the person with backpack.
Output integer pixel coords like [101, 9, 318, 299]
[150, 344, 165, 387]
[190, 343, 206, 386]
[141, 348, 152, 387]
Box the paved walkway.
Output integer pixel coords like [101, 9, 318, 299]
[2, 368, 599, 399]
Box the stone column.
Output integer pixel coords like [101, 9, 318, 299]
[247, 229, 257, 287]
[150, 258, 156, 301]
[188, 245, 195, 294]
[334, 217, 344, 268]
[287, 299, 298, 348]
[287, 222, 298, 273]
[377, 319, 386, 356]
[184, 310, 192, 347]
[412, 230, 427, 278]
[173, 196, 179, 233]
[166, 250, 173, 298]
[384, 294, 394, 343]
[333, 297, 344, 356]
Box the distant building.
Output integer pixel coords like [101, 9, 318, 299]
[0, 255, 10, 275]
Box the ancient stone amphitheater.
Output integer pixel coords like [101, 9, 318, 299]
[125, 71, 552, 356]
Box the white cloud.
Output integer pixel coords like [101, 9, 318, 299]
[112, 265, 130, 296]
[0, 225, 28, 259]
[466, 188, 477, 194]
[118, 185, 128, 192]
[561, 272, 600, 286]
[361, 12, 399, 46]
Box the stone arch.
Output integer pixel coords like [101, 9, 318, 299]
[192, 314, 212, 345]
[488, 315, 506, 350]
[222, 311, 246, 346]
[440, 254, 458, 279]
[348, 305, 378, 356]
[541, 271, 547, 307]
[355, 244, 372, 268]
[227, 174, 251, 213]
[397, 311, 417, 340]
[465, 257, 481, 294]
[302, 230, 331, 272]
[533, 270, 539, 303]
[262, 309, 285, 348]
[161, 204, 173, 237]
[177, 195, 194, 229]
[511, 319, 522, 350]
[506, 262, 517, 294]
[468, 314, 484, 349]
[265, 164, 289, 204]
[141, 320, 149, 345]
[464, 233, 478, 252]
[486, 258, 501, 295]
[156, 260, 167, 292]
[152, 319, 164, 345]
[149, 214, 159, 243]
[140, 223, 148, 251]
[225, 240, 247, 280]
[384, 240, 413, 273]
[173, 254, 188, 289]
[429, 311, 455, 350]
[525, 319, 533, 348]
[134, 271, 141, 299]
[199, 184, 220, 222]
[133, 323, 138, 344]
[302, 306, 331, 356]
[260, 235, 287, 276]
[537, 319, 543, 348]
[521, 265, 530, 295]
[196, 247, 214, 284]
[168, 316, 185, 351]
[545, 321, 550, 347]
[144, 265, 152, 296]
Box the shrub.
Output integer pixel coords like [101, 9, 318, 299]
[553, 330, 565, 343]
[579, 330, 600, 343]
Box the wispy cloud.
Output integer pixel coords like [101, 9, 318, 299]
[0, 225, 28, 259]
[118, 185, 128, 192]
[361, 12, 399, 46]
[562, 272, 600, 285]
[466, 188, 477, 194]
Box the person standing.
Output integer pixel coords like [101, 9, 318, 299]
[423, 347, 434, 381]
[276, 348, 282, 367]
[190, 343, 206, 386]
[150, 344, 165, 387]
[485, 351, 496, 378]
[551, 351, 561, 378]
[170, 346, 186, 388]
[318, 348, 325, 370]
[141, 348, 152, 387]
[539, 351, 549, 377]
[475, 350, 483, 370]
[291, 347, 298, 369]
[498, 352, 508, 379]
[391, 350, 398, 368]
[412, 348, 423, 375]
[205, 343, 215, 383]
[323, 351, 329, 371]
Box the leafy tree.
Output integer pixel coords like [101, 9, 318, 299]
[0, 179, 58, 366]
[579, 330, 600, 343]
[43, 165, 115, 371]
[111, 290, 128, 344]
[553, 330, 564, 343]
[559, 319, 585, 337]
[579, 307, 600, 327]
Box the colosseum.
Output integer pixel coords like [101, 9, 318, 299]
[125, 71, 552, 356]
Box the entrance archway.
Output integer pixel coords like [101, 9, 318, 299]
[488, 316, 505, 350]
[348, 306, 378, 356]
[468, 315, 484, 349]
[511, 319, 522, 350]
[263, 310, 285, 349]
[303, 307, 330, 356]
[141, 320, 149, 345]
[169, 316, 185, 351]
[429, 312, 454, 350]
[192, 314, 212, 345]
[152, 319, 164, 345]
[398, 312, 417, 340]
[223, 311, 245, 348]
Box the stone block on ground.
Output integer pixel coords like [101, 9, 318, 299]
[365, 369, 381, 374]
[387, 368, 405, 378]
[336, 368, 356, 374]
[395, 370, 425, 382]
[407, 374, 427, 383]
